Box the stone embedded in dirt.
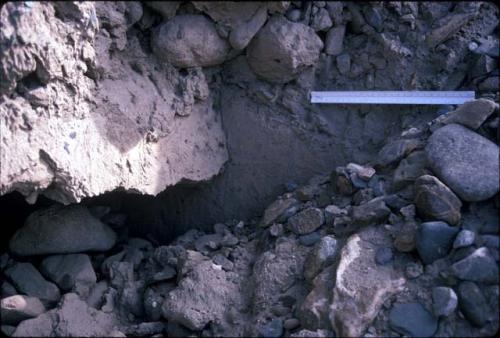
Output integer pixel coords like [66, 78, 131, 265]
[393, 150, 428, 189]
[290, 329, 335, 337]
[453, 229, 476, 249]
[298, 264, 336, 330]
[311, 8, 332, 31]
[304, 235, 338, 281]
[389, 302, 438, 337]
[324, 25, 346, 56]
[1, 295, 46, 325]
[247, 16, 323, 83]
[416, 221, 459, 264]
[351, 199, 391, 226]
[40, 254, 97, 291]
[375, 247, 393, 265]
[330, 227, 406, 337]
[442, 99, 498, 130]
[229, 6, 267, 50]
[4, 263, 61, 304]
[12, 293, 118, 337]
[414, 175, 462, 226]
[288, 207, 325, 235]
[432, 286, 458, 317]
[151, 15, 230, 68]
[257, 318, 284, 338]
[144, 1, 180, 19]
[336, 53, 351, 75]
[405, 261, 424, 279]
[457, 281, 490, 327]
[450, 247, 499, 284]
[260, 197, 300, 227]
[161, 259, 238, 330]
[9, 205, 117, 256]
[426, 124, 499, 202]
[376, 139, 423, 167]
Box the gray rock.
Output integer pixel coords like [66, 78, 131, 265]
[288, 208, 325, 235]
[324, 25, 346, 56]
[283, 318, 300, 330]
[151, 15, 230, 68]
[1, 295, 46, 325]
[258, 319, 283, 338]
[432, 286, 458, 317]
[212, 254, 234, 271]
[12, 293, 117, 337]
[311, 8, 332, 31]
[389, 302, 438, 337]
[40, 254, 96, 291]
[261, 197, 300, 227]
[1, 325, 16, 337]
[161, 260, 238, 330]
[1, 281, 17, 298]
[457, 281, 489, 327]
[247, 16, 323, 83]
[330, 227, 406, 337]
[145, 1, 180, 19]
[416, 221, 459, 264]
[324, 204, 348, 224]
[229, 6, 267, 50]
[286, 9, 302, 22]
[450, 247, 499, 283]
[336, 53, 351, 75]
[377, 139, 423, 167]
[86, 280, 109, 309]
[393, 150, 427, 189]
[9, 205, 116, 256]
[405, 261, 424, 279]
[269, 223, 284, 237]
[4, 263, 60, 304]
[351, 199, 391, 226]
[414, 175, 462, 226]
[298, 231, 322, 246]
[375, 247, 393, 265]
[363, 6, 384, 32]
[290, 329, 334, 337]
[453, 229, 476, 249]
[304, 235, 338, 281]
[426, 124, 499, 201]
[442, 99, 498, 130]
[299, 264, 336, 329]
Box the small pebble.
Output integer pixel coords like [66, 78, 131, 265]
[284, 318, 300, 330]
[405, 261, 423, 279]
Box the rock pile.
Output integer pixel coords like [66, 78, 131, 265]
[1, 98, 499, 337]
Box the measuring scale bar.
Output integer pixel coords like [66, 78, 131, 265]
[310, 91, 476, 105]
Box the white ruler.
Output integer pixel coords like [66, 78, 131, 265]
[310, 91, 475, 105]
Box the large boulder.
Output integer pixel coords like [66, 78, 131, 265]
[247, 16, 323, 83]
[426, 124, 499, 201]
[152, 15, 230, 68]
[9, 205, 116, 256]
[329, 227, 406, 337]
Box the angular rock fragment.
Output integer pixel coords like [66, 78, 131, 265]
[229, 6, 268, 50]
[247, 16, 323, 83]
[12, 293, 118, 337]
[414, 174, 463, 225]
[377, 139, 423, 167]
[9, 205, 116, 256]
[432, 286, 458, 317]
[288, 208, 325, 235]
[351, 199, 390, 226]
[40, 254, 97, 291]
[260, 197, 300, 227]
[4, 263, 60, 304]
[393, 151, 427, 189]
[1, 295, 46, 325]
[426, 124, 499, 202]
[152, 15, 230, 68]
[330, 227, 406, 337]
[161, 259, 238, 330]
[442, 99, 498, 130]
